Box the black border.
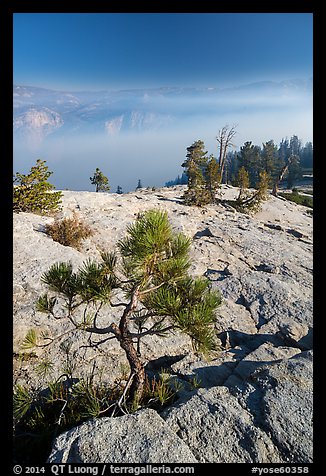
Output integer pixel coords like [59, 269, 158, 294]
[1, 0, 317, 13]
[3, 0, 318, 472]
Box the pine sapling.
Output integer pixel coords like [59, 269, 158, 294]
[33, 209, 222, 407]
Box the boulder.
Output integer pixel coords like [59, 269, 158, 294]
[226, 350, 313, 463]
[47, 408, 197, 463]
[252, 350, 313, 462]
[162, 386, 283, 463]
[162, 349, 313, 463]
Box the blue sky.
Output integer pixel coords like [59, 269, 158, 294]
[13, 13, 313, 91]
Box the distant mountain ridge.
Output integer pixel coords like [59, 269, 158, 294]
[13, 78, 312, 97]
[13, 79, 312, 147]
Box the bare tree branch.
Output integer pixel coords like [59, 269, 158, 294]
[109, 300, 128, 308]
[112, 371, 136, 417]
[216, 124, 237, 183]
[139, 282, 166, 296]
[79, 335, 116, 351]
[84, 325, 116, 336]
[36, 327, 77, 348]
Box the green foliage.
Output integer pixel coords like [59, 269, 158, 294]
[21, 329, 38, 350]
[287, 161, 303, 189]
[40, 261, 76, 295]
[90, 167, 110, 192]
[136, 370, 178, 409]
[235, 166, 250, 201]
[150, 376, 176, 406]
[256, 170, 270, 202]
[35, 293, 57, 314]
[205, 155, 221, 202]
[13, 364, 179, 464]
[38, 210, 221, 357]
[182, 141, 223, 206]
[38, 255, 118, 310]
[261, 140, 279, 184]
[36, 360, 54, 379]
[237, 141, 262, 188]
[13, 374, 120, 464]
[183, 187, 211, 207]
[182, 140, 212, 207]
[13, 159, 62, 214]
[14, 209, 223, 463]
[119, 210, 174, 259]
[236, 166, 250, 189]
[44, 213, 93, 249]
[118, 210, 192, 286]
[13, 385, 35, 420]
[233, 170, 271, 215]
[279, 191, 313, 208]
[144, 276, 221, 354]
[78, 258, 116, 302]
[189, 375, 202, 389]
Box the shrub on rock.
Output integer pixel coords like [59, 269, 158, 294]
[44, 213, 93, 250]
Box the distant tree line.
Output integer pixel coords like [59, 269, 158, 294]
[227, 135, 313, 190]
[165, 173, 188, 187]
[166, 134, 313, 191]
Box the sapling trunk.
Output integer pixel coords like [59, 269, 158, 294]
[118, 334, 145, 404]
[115, 286, 145, 404]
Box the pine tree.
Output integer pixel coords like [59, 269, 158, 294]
[256, 170, 270, 201]
[286, 158, 302, 189]
[290, 135, 302, 157]
[205, 155, 221, 202]
[235, 166, 250, 201]
[136, 179, 143, 190]
[34, 210, 221, 405]
[90, 168, 110, 192]
[278, 138, 291, 164]
[300, 142, 313, 170]
[13, 159, 62, 214]
[182, 140, 210, 206]
[237, 141, 262, 188]
[261, 140, 278, 185]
